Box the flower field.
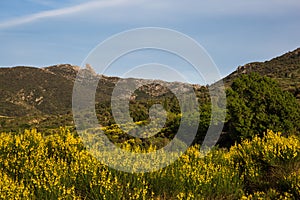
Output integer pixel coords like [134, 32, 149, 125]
[0, 128, 299, 199]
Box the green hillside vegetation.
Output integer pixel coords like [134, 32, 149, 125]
[0, 48, 300, 199]
[1, 49, 300, 148]
[223, 48, 300, 102]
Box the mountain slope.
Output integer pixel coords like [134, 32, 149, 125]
[0, 48, 299, 131]
[223, 48, 300, 101]
[0, 64, 210, 131]
[0, 65, 77, 117]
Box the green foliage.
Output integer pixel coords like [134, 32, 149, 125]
[226, 73, 300, 142]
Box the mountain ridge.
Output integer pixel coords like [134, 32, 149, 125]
[0, 48, 299, 131]
[223, 48, 300, 101]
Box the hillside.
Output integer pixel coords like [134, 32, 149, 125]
[0, 65, 76, 117]
[0, 64, 209, 131]
[0, 48, 299, 131]
[223, 48, 300, 101]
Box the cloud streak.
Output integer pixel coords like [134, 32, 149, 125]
[2, 0, 300, 30]
[0, 0, 130, 29]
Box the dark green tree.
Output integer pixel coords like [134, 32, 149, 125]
[226, 73, 300, 142]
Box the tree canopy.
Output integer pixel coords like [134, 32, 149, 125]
[226, 73, 300, 142]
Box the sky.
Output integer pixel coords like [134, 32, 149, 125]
[0, 0, 300, 84]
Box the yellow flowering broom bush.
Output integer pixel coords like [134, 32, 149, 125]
[0, 128, 299, 199]
[231, 130, 300, 199]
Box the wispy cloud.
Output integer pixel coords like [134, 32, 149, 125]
[2, 0, 300, 30]
[0, 0, 130, 29]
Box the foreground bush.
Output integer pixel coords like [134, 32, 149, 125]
[230, 131, 300, 199]
[0, 128, 299, 199]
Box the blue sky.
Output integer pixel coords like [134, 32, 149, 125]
[0, 0, 300, 84]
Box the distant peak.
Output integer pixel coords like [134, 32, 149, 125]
[84, 64, 96, 75]
[44, 64, 80, 71]
[43, 64, 80, 80]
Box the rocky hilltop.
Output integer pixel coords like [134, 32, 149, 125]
[222, 48, 300, 101]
